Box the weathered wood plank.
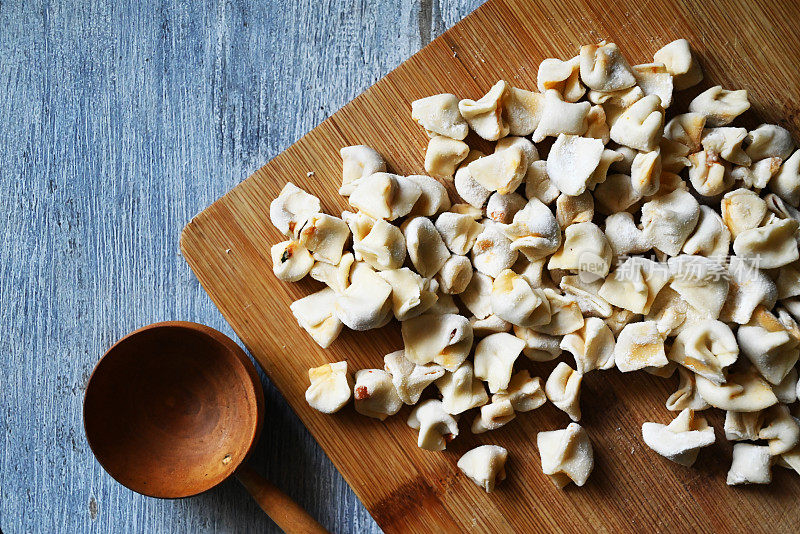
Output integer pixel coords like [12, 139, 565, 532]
[0, 0, 482, 532]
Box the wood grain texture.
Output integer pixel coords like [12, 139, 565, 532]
[0, 0, 481, 532]
[181, 0, 800, 532]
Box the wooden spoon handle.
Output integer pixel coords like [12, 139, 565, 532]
[235, 463, 328, 534]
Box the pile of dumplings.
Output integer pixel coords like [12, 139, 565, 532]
[269, 38, 800, 492]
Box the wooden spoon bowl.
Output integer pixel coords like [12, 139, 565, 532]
[83, 321, 264, 498]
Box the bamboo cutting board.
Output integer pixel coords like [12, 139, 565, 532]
[180, 0, 800, 531]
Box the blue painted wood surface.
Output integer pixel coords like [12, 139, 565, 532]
[0, 0, 481, 531]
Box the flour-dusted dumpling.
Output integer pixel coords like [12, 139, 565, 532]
[585, 105, 611, 144]
[297, 213, 350, 265]
[682, 206, 730, 260]
[436, 361, 489, 415]
[720, 188, 767, 238]
[473, 333, 525, 393]
[737, 308, 800, 385]
[384, 350, 444, 405]
[513, 255, 552, 289]
[353, 369, 402, 420]
[579, 41, 636, 91]
[459, 271, 493, 320]
[424, 136, 470, 180]
[290, 288, 344, 348]
[701, 127, 750, 166]
[496, 134, 539, 166]
[689, 85, 750, 127]
[653, 38, 703, 90]
[492, 370, 546, 412]
[339, 145, 387, 196]
[731, 157, 783, 190]
[402, 313, 473, 371]
[349, 172, 422, 221]
[727, 443, 772, 485]
[457, 445, 508, 493]
[548, 222, 612, 279]
[599, 257, 671, 314]
[436, 255, 473, 295]
[687, 150, 733, 197]
[546, 134, 605, 196]
[587, 148, 623, 190]
[271, 240, 314, 282]
[342, 213, 406, 271]
[537, 423, 594, 488]
[607, 307, 641, 337]
[632, 62, 674, 107]
[594, 174, 642, 215]
[454, 149, 491, 208]
[505, 86, 545, 136]
[305, 361, 352, 414]
[411, 93, 469, 140]
[537, 55, 585, 102]
[530, 289, 585, 336]
[561, 317, 615, 374]
[406, 174, 451, 217]
[514, 326, 562, 361]
[733, 218, 799, 269]
[269, 182, 321, 237]
[502, 198, 561, 261]
[668, 320, 738, 384]
[459, 80, 510, 141]
[472, 226, 518, 278]
[630, 149, 662, 197]
[560, 275, 613, 318]
[470, 314, 512, 336]
[490, 269, 550, 327]
[724, 410, 764, 441]
[468, 148, 527, 195]
[407, 399, 460, 451]
[609, 95, 664, 152]
[666, 367, 710, 411]
[778, 261, 800, 300]
[335, 263, 392, 331]
[759, 405, 800, 456]
[471, 398, 516, 434]
[545, 362, 583, 421]
[614, 321, 668, 372]
[660, 138, 692, 173]
[531, 90, 591, 143]
[403, 216, 450, 278]
[604, 212, 652, 256]
[774, 367, 798, 404]
[435, 211, 483, 256]
[378, 267, 437, 321]
[641, 188, 700, 256]
[645, 286, 689, 337]
[695, 367, 778, 412]
[525, 160, 561, 205]
[664, 112, 705, 153]
[310, 252, 354, 294]
[746, 124, 794, 162]
[768, 149, 800, 207]
[486, 192, 527, 224]
[668, 255, 729, 318]
[719, 256, 777, 324]
[642, 409, 715, 466]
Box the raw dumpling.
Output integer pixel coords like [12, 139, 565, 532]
[537, 423, 594, 488]
[402, 313, 473, 371]
[642, 409, 715, 466]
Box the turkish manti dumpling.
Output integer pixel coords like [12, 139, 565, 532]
[267, 38, 800, 489]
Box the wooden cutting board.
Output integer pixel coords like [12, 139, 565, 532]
[180, 0, 800, 531]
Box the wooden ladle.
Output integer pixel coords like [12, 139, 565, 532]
[83, 321, 327, 533]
